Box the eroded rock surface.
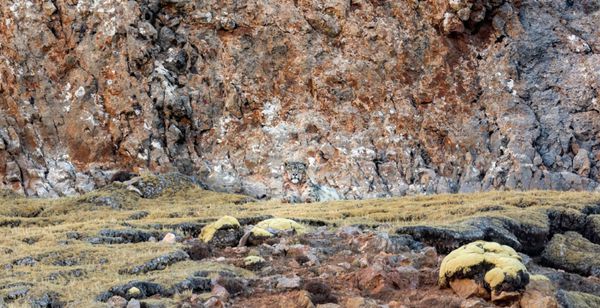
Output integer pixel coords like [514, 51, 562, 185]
[1, 0, 599, 198]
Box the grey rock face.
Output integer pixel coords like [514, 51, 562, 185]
[0, 0, 599, 198]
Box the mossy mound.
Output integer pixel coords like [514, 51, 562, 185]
[250, 226, 275, 238]
[199, 216, 242, 247]
[439, 241, 530, 295]
[244, 256, 266, 268]
[254, 218, 307, 235]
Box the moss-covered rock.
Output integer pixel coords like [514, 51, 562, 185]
[584, 215, 600, 244]
[199, 216, 243, 247]
[397, 216, 549, 255]
[243, 256, 266, 270]
[250, 226, 274, 238]
[541, 231, 600, 276]
[254, 218, 307, 235]
[439, 241, 530, 302]
[557, 290, 600, 308]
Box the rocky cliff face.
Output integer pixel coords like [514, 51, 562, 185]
[1, 0, 599, 198]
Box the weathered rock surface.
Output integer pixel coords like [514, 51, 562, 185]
[557, 290, 600, 308]
[1, 0, 599, 199]
[541, 231, 600, 277]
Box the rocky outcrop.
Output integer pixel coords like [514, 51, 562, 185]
[541, 232, 600, 277]
[1, 0, 600, 198]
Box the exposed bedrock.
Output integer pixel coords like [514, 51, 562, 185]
[1, 0, 599, 198]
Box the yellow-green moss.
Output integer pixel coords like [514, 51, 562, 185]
[250, 226, 274, 238]
[530, 274, 550, 281]
[199, 216, 240, 243]
[127, 287, 141, 297]
[255, 218, 307, 234]
[439, 241, 528, 289]
[244, 256, 266, 266]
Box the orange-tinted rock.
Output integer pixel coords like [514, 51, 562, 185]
[1, 0, 599, 198]
[519, 277, 559, 308]
[449, 279, 490, 300]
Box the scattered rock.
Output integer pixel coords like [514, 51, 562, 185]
[277, 276, 302, 290]
[161, 233, 176, 244]
[126, 298, 141, 308]
[13, 256, 37, 266]
[127, 211, 149, 220]
[107, 295, 128, 308]
[95, 229, 160, 244]
[97, 281, 166, 301]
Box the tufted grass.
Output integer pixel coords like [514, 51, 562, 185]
[0, 188, 599, 305]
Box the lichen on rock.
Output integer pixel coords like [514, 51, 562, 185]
[199, 216, 241, 243]
[439, 241, 530, 302]
[254, 218, 307, 235]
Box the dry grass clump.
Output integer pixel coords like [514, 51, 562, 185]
[0, 188, 599, 304]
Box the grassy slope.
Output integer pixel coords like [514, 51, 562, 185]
[1, 188, 599, 305]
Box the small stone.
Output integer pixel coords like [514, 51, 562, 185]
[277, 276, 302, 290]
[161, 233, 176, 244]
[126, 299, 141, 308]
[211, 284, 230, 302]
[106, 295, 127, 308]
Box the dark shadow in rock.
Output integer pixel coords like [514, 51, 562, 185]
[303, 280, 337, 304]
[184, 240, 212, 261]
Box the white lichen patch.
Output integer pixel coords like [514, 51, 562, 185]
[261, 100, 281, 126]
[75, 86, 86, 98]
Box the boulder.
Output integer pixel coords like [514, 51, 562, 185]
[199, 216, 243, 247]
[247, 218, 307, 245]
[254, 218, 307, 235]
[439, 241, 529, 303]
[541, 232, 600, 276]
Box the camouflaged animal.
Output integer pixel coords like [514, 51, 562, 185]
[283, 162, 319, 203]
